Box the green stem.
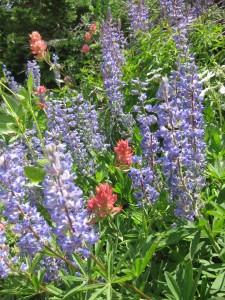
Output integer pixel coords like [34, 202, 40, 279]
[4, 259, 58, 296]
[90, 253, 152, 300]
[29, 106, 47, 158]
[122, 283, 153, 300]
[204, 222, 225, 263]
[0, 89, 36, 159]
[0, 81, 19, 98]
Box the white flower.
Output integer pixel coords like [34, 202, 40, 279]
[219, 86, 225, 95]
[200, 71, 215, 83]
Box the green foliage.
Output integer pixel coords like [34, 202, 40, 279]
[0, 1, 225, 300]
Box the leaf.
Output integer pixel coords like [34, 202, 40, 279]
[61, 275, 86, 282]
[190, 230, 201, 260]
[71, 253, 87, 276]
[108, 251, 113, 281]
[158, 228, 197, 248]
[36, 159, 49, 168]
[3, 94, 20, 116]
[27, 71, 33, 92]
[165, 272, 182, 300]
[208, 158, 225, 179]
[0, 113, 15, 124]
[114, 250, 130, 275]
[31, 253, 43, 273]
[207, 211, 225, 219]
[45, 285, 64, 296]
[138, 237, 161, 276]
[211, 273, 225, 293]
[183, 262, 193, 300]
[210, 202, 225, 216]
[107, 284, 112, 300]
[24, 166, 46, 182]
[63, 283, 87, 299]
[0, 123, 18, 135]
[89, 285, 108, 300]
[189, 266, 202, 300]
[112, 276, 133, 283]
[31, 274, 39, 291]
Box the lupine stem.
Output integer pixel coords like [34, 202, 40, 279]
[29, 106, 47, 158]
[90, 253, 153, 300]
[3, 259, 58, 296]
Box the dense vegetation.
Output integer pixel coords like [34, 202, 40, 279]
[0, 0, 225, 299]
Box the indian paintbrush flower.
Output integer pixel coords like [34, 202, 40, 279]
[29, 31, 47, 60]
[115, 139, 134, 168]
[87, 183, 122, 224]
[81, 44, 90, 53]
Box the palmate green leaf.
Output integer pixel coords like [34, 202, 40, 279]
[165, 272, 182, 300]
[208, 158, 225, 179]
[24, 166, 46, 183]
[63, 282, 87, 299]
[45, 285, 64, 297]
[88, 284, 109, 300]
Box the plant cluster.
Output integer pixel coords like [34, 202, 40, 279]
[0, 0, 225, 299]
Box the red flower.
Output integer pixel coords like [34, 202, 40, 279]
[0, 222, 5, 231]
[114, 139, 134, 168]
[90, 23, 97, 34]
[87, 183, 122, 224]
[85, 32, 92, 42]
[37, 101, 46, 110]
[29, 31, 47, 60]
[81, 44, 90, 53]
[36, 85, 47, 95]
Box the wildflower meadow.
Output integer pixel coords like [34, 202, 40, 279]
[0, 0, 225, 299]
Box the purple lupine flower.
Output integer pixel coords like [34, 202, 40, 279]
[155, 64, 206, 220]
[0, 143, 51, 255]
[52, 54, 61, 86]
[20, 262, 29, 272]
[44, 92, 107, 176]
[27, 60, 40, 90]
[39, 256, 66, 283]
[129, 79, 160, 206]
[2, 65, 21, 95]
[100, 9, 134, 137]
[25, 126, 44, 160]
[127, 0, 150, 40]
[43, 144, 98, 256]
[191, 0, 214, 19]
